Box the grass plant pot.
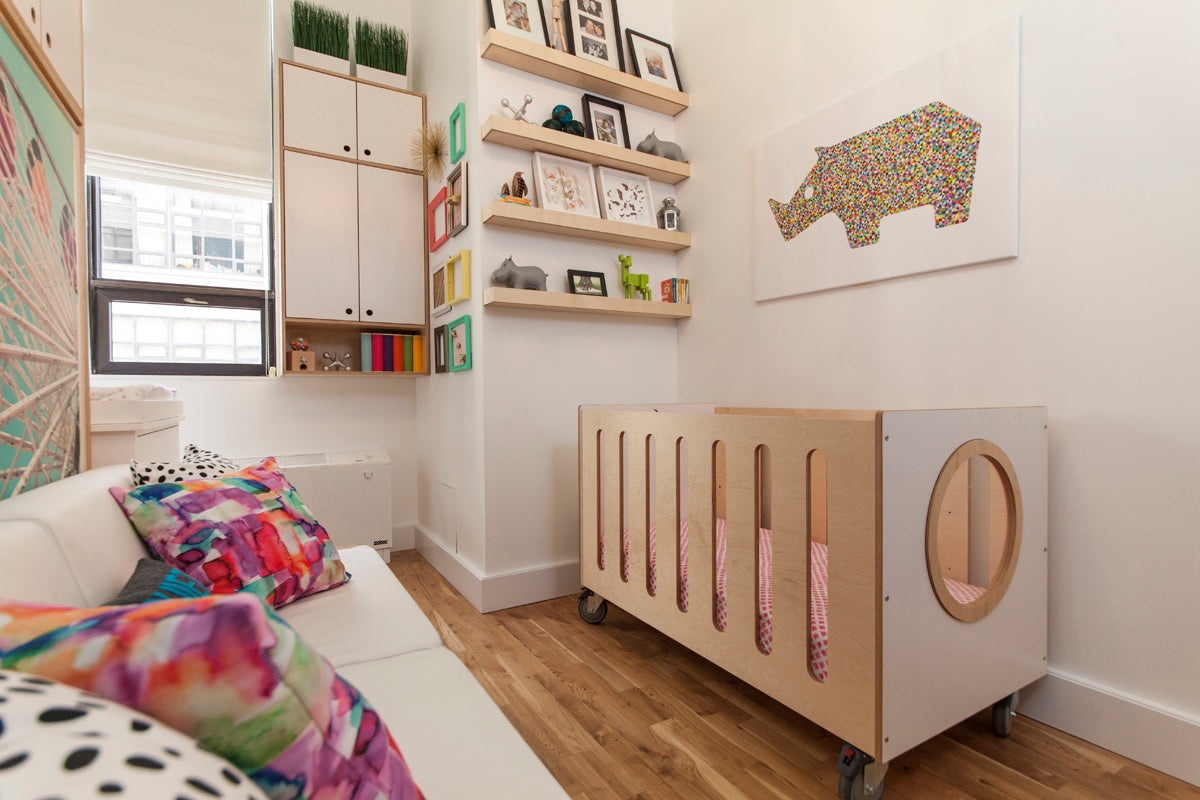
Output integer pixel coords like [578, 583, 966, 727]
[293, 47, 350, 74]
[354, 19, 408, 89]
[355, 64, 407, 89]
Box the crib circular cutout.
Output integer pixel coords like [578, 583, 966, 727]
[925, 439, 1022, 623]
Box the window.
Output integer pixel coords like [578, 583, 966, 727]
[88, 175, 274, 375]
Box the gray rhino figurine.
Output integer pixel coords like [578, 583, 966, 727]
[635, 130, 685, 162]
[491, 256, 548, 291]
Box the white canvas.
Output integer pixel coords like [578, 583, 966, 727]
[532, 152, 600, 218]
[597, 167, 655, 226]
[752, 16, 1020, 300]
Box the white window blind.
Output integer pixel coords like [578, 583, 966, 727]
[83, 0, 273, 181]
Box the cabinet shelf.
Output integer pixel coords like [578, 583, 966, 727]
[479, 29, 689, 117]
[484, 287, 691, 319]
[481, 116, 690, 184]
[482, 199, 691, 252]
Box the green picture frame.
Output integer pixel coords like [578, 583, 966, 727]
[448, 314, 472, 372]
[449, 101, 466, 164]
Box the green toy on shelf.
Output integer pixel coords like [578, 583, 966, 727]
[619, 254, 650, 301]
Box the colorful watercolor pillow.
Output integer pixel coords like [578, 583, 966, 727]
[0, 595, 424, 800]
[109, 458, 348, 609]
[108, 558, 209, 605]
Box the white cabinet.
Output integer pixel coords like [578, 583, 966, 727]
[355, 82, 423, 170]
[18, 0, 83, 110]
[357, 165, 425, 324]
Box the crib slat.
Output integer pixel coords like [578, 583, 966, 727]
[602, 428, 621, 578]
[654, 433, 677, 607]
[579, 417, 599, 575]
[722, 444, 757, 643]
[770, 440, 810, 669]
[627, 428, 648, 592]
[686, 436, 713, 625]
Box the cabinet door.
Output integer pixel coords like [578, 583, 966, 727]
[17, 1, 39, 42]
[281, 63, 357, 158]
[39, 0, 82, 108]
[355, 83, 423, 170]
[357, 166, 425, 325]
[283, 151, 360, 321]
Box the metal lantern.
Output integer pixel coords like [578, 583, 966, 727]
[657, 197, 681, 231]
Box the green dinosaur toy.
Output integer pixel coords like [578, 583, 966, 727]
[619, 254, 650, 301]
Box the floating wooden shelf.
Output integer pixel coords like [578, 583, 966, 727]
[283, 369, 426, 377]
[480, 29, 689, 117]
[481, 116, 690, 185]
[482, 200, 690, 252]
[484, 287, 691, 319]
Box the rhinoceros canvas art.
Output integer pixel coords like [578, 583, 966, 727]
[752, 15, 1019, 300]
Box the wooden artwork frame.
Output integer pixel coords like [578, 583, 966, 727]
[449, 102, 466, 164]
[567, 269, 607, 296]
[428, 185, 449, 252]
[531, 151, 600, 218]
[448, 314, 472, 372]
[597, 166, 654, 226]
[625, 29, 682, 92]
[581, 93, 630, 148]
[447, 162, 468, 238]
[431, 265, 450, 317]
[564, 0, 624, 72]
[446, 249, 471, 306]
[433, 324, 449, 373]
[486, 0, 550, 47]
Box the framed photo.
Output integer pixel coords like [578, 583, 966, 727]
[447, 249, 471, 306]
[428, 186, 449, 252]
[486, 0, 550, 47]
[448, 315, 472, 372]
[431, 266, 451, 317]
[567, 269, 607, 296]
[563, 0, 624, 72]
[447, 162, 468, 238]
[581, 94, 630, 148]
[531, 151, 600, 218]
[597, 166, 654, 226]
[625, 29, 682, 92]
[433, 324, 449, 373]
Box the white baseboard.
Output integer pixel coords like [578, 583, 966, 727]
[1020, 669, 1200, 787]
[414, 526, 580, 613]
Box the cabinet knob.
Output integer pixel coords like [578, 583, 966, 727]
[44, 32, 51, 48]
[365, 309, 373, 316]
[343, 145, 351, 153]
[345, 307, 353, 315]
[363, 148, 372, 157]
[29, 6, 36, 23]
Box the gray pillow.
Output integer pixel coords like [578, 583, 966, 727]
[109, 558, 209, 605]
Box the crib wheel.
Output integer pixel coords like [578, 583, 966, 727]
[839, 772, 886, 800]
[577, 589, 608, 624]
[837, 743, 886, 800]
[992, 691, 1019, 737]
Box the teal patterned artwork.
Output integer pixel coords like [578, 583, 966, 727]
[0, 20, 80, 499]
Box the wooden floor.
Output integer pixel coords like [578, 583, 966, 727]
[389, 551, 1199, 800]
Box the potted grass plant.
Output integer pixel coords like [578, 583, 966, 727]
[354, 19, 409, 89]
[292, 0, 350, 73]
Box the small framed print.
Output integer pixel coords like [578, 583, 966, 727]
[431, 265, 450, 317]
[486, 0, 550, 47]
[433, 324, 449, 373]
[567, 268, 607, 296]
[531, 151, 600, 218]
[625, 29, 682, 92]
[597, 166, 654, 226]
[581, 94, 630, 148]
[447, 162, 468, 238]
[564, 0, 624, 72]
[448, 314, 472, 372]
[428, 186, 449, 252]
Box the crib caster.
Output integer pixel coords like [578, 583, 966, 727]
[837, 743, 887, 800]
[992, 690, 1019, 737]
[577, 589, 608, 624]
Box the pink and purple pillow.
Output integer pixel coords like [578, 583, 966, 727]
[109, 458, 348, 609]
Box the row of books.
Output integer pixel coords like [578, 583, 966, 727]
[661, 278, 691, 304]
[360, 333, 425, 372]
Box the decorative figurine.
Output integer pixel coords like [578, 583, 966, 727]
[657, 197, 682, 231]
[619, 254, 650, 301]
[636, 130, 685, 162]
[501, 94, 534, 123]
[491, 256, 548, 291]
[550, 0, 567, 51]
[323, 351, 352, 371]
[542, 104, 585, 136]
[289, 337, 309, 351]
[500, 171, 531, 205]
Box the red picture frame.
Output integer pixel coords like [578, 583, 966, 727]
[428, 186, 449, 253]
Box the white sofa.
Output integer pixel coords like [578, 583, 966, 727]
[0, 465, 570, 800]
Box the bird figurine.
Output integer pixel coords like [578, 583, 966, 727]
[501, 171, 528, 200]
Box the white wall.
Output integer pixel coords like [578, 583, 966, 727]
[673, 0, 1200, 783]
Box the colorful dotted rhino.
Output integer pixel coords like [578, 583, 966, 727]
[768, 101, 982, 249]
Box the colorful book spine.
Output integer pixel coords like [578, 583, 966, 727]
[661, 279, 673, 302]
[393, 335, 404, 372]
[381, 334, 395, 371]
[402, 335, 414, 372]
[361, 333, 372, 372]
[372, 334, 384, 372]
[413, 335, 424, 372]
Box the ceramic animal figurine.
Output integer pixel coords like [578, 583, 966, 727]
[636, 130, 685, 162]
[501, 94, 534, 123]
[501, 171, 529, 202]
[543, 104, 585, 136]
[491, 256, 548, 291]
[619, 254, 650, 301]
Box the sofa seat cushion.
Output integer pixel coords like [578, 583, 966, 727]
[277, 546, 442, 668]
[0, 520, 89, 608]
[340, 649, 570, 800]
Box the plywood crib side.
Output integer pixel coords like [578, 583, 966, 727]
[579, 407, 883, 756]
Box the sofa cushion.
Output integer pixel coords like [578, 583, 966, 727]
[109, 458, 348, 609]
[0, 594, 424, 800]
[277, 546, 441, 668]
[109, 558, 209, 605]
[0, 668, 268, 799]
[130, 443, 240, 486]
[0, 520, 89, 607]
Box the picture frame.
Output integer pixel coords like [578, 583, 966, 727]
[433, 324, 449, 373]
[448, 314, 472, 372]
[428, 186, 449, 252]
[567, 269, 608, 296]
[447, 162, 468, 238]
[625, 29, 682, 92]
[596, 166, 655, 226]
[531, 151, 600, 218]
[431, 265, 450, 317]
[485, 0, 550, 47]
[447, 249, 471, 306]
[449, 102, 466, 164]
[581, 94, 630, 148]
[563, 0, 624, 72]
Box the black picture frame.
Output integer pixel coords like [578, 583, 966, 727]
[486, 0, 550, 47]
[567, 269, 608, 296]
[564, 0, 624, 72]
[433, 324, 449, 373]
[581, 94, 630, 149]
[624, 29, 682, 92]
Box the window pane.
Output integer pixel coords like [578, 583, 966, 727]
[108, 301, 262, 365]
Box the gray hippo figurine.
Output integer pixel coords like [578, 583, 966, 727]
[767, 101, 981, 249]
[635, 130, 685, 162]
[491, 256, 548, 291]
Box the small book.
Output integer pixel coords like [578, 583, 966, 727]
[381, 334, 394, 372]
[412, 335, 424, 372]
[361, 333, 373, 371]
[402, 335, 414, 372]
[372, 334, 384, 372]
[393, 334, 404, 371]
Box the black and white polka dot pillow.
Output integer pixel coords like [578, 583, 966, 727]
[130, 444, 240, 486]
[0, 670, 267, 799]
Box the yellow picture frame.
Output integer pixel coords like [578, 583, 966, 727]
[447, 249, 471, 306]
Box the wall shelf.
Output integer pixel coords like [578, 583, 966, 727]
[482, 116, 690, 185]
[484, 287, 691, 319]
[479, 29, 689, 117]
[482, 200, 691, 252]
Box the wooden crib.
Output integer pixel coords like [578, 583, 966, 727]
[577, 405, 1047, 800]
